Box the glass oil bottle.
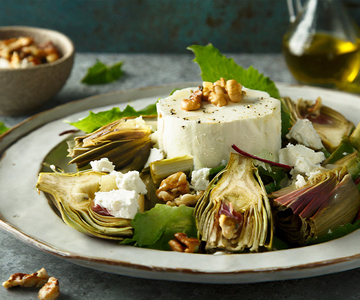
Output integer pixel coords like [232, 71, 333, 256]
[283, 0, 360, 89]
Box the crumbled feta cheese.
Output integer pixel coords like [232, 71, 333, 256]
[0, 58, 10, 69]
[286, 119, 323, 150]
[294, 174, 307, 189]
[191, 168, 210, 191]
[90, 158, 115, 173]
[93, 189, 139, 219]
[94, 170, 147, 218]
[308, 169, 322, 180]
[114, 171, 147, 195]
[279, 144, 325, 176]
[144, 148, 165, 168]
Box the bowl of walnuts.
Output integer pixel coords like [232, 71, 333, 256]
[0, 26, 74, 116]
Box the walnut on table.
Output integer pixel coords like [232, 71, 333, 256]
[38, 277, 60, 300]
[2, 268, 60, 300]
[2, 268, 49, 289]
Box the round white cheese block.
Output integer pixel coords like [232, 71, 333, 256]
[157, 87, 282, 169]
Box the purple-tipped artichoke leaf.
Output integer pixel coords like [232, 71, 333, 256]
[271, 167, 360, 245]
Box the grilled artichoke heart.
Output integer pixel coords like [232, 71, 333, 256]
[36, 171, 134, 240]
[271, 167, 360, 246]
[67, 117, 153, 172]
[194, 153, 273, 253]
[282, 97, 354, 152]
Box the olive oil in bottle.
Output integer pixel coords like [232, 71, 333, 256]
[283, 32, 360, 87]
[283, 0, 360, 90]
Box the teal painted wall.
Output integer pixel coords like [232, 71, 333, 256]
[1, 0, 359, 53]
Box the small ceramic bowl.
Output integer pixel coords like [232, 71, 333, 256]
[0, 26, 74, 116]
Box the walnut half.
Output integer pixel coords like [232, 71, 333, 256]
[2, 268, 60, 300]
[156, 172, 190, 202]
[2, 268, 49, 289]
[169, 233, 200, 253]
[181, 78, 245, 111]
[205, 78, 245, 107]
[38, 277, 60, 300]
[181, 88, 203, 111]
[170, 190, 204, 207]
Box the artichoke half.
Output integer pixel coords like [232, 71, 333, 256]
[36, 171, 134, 240]
[194, 153, 273, 253]
[281, 97, 354, 153]
[322, 122, 360, 182]
[271, 167, 360, 246]
[68, 117, 153, 172]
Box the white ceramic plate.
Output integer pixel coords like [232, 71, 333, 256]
[1, 82, 360, 284]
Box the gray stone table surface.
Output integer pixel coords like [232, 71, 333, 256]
[1, 53, 360, 300]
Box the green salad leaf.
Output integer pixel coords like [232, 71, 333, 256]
[279, 105, 292, 138]
[82, 60, 124, 85]
[0, 122, 9, 135]
[272, 235, 291, 250]
[67, 103, 157, 133]
[187, 44, 292, 137]
[258, 165, 288, 194]
[187, 44, 280, 99]
[209, 164, 226, 181]
[273, 218, 360, 249]
[306, 219, 360, 246]
[324, 137, 357, 165]
[121, 204, 198, 251]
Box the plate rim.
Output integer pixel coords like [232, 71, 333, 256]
[2, 82, 360, 283]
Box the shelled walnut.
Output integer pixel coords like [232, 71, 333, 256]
[2, 268, 49, 289]
[0, 36, 61, 69]
[2, 268, 60, 300]
[169, 233, 200, 253]
[38, 277, 60, 300]
[156, 172, 190, 202]
[181, 78, 245, 111]
[166, 191, 204, 207]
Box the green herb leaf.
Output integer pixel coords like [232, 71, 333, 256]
[258, 165, 288, 194]
[81, 60, 124, 85]
[209, 165, 226, 181]
[137, 103, 158, 116]
[272, 235, 291, 250]
[324, 137, 356, 165]
[169, 88, 179, 96]
[66, 103, 157, 133]
[0, 122, 9, 135]
[121, 204, 198, 251]
[187, 44, 280, 99]
[188, 44, 292, 138]
[306, 219, 360, 245]
[280, 106, 292, 138]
